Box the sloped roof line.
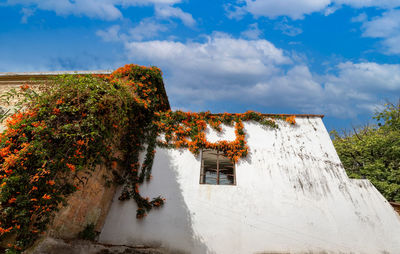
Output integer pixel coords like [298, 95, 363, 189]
[210, 113, 324, 118]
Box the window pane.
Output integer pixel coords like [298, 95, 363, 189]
[201, 149, 235, 185]
[202, 150, 218, 184]
[204, 170, 218, 184]
[218, 155, 234, 185]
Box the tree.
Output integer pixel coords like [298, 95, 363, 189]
[332, 101, 400, 202]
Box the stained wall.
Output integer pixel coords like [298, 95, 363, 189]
[99, 117, 400, 253]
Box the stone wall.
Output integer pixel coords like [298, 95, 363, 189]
[47, 161, 122, 239]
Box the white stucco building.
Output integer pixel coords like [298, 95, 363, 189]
[99, 116, 400, 254]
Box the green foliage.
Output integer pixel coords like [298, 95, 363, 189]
[332, 101, 400, 202]
[78, 223, 97, 241]
[0, 65, 167, 252]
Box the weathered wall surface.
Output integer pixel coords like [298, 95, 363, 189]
[0, 83, 20, 131]
[47, 163, 119, 239]
[99, 117, 400, 254]
[0, 81, 40, 132]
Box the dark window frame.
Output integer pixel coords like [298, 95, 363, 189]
[199, 149, 236, 185]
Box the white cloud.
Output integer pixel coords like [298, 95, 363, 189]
[360, 10, 400, 54]
[128, 19, 169, 40]
[231, 0, 400, 20]
[334, 0, 400, 9]
[249, 65, 324, 109]
[362, 10, 400, 38]
[241, 23, 262, 39]
[325, 61, 400, 93]
[244, 0, 331, 20]
[382, 35, 400, 54]
[125, 33, 291, 75]
[224, 2, 247, 20]
[154, 5, 195, 27]
[97, 19, 169, 42]
[351, 12, 367, 23]
[8, 0, 123, 20]
[322, 61, 400, 116]
[20, 7, 35, 23]
[6, 0, 195, 26]
[274, 17, 302, 36]
[97, 25, 122, 42]
[122, 33, 400, 117]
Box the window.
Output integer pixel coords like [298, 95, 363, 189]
[200, 149, 235, 185]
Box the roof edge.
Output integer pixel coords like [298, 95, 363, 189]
[0, 71, 112, 82]
[211, 113, 324, 118]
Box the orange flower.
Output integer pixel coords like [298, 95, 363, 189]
[47, 180, 55, 186]
[0, 226, 13, 235]
[66, 163, 75, 172]
[285, 115, 296, 125]
[42, 194, 51, 200]
[31, 122, 40, 127]
[52, 108, 61, 115]
[0, 146, 10, 157]
[76, 140, 85, 146]
[8, 198, 16, 204]
[56, 98, 64, 105]
[111, 161, 117, 169]
[20, 84, 30, 91]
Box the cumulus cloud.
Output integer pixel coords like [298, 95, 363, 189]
[359, 10, 400, 54]
[243, 0, 331, 20]
[229, 0, 400, 20]
[8, 0, 123, 20]
[322, 61, 400, 116]
[326, 61, 400, 92]
[6, 0, 195, 26]
[334, 0, 400, 9]
[121, 33, 400, 117]
[125, 33, 291, 75]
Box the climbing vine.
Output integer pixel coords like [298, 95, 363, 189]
[155, 110, 289, 162]
[0, 64, 295, 252]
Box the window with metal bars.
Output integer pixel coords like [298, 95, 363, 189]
[200, 149, 236, 185]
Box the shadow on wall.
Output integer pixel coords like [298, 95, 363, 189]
[99, 148, 210, 254]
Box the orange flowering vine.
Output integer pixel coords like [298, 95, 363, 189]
[154, 110, 289, 162]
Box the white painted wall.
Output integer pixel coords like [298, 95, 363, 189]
[99, 117, 400, 254]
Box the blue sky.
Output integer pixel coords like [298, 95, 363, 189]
[1, 0, 400, 131]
